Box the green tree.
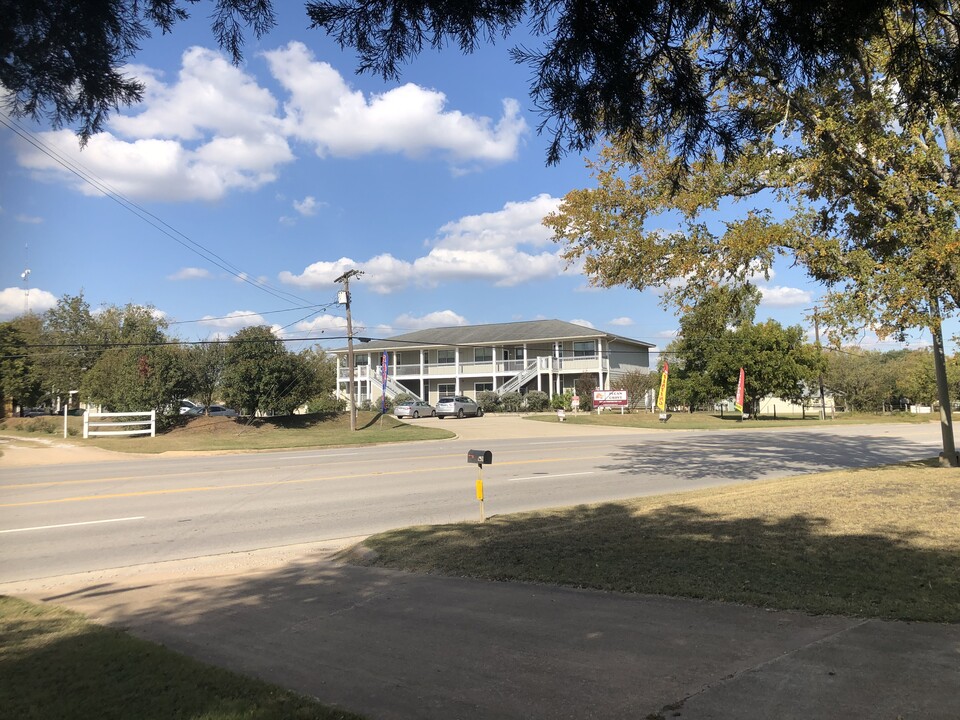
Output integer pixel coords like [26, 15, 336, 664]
[733, 321, 821, 417]
[183, 341, 227, 410]
[823, 350, 893, 412]
[219, 326, 315, 416]
[36, 293, 102, 400]
[611, 370, 658, 411]
[574, 372, 596, 412]
[662, 287, 819, 414]
[546, 10, 960, 460]
[80, 304, 188, 414]
[0, 315, 44, 412]
[891, 350, 938, 409]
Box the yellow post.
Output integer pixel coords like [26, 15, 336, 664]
[476, 469, 485, 522]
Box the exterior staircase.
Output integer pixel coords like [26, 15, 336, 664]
[373, 368, 423, 401]
[497, 358, 541, 396]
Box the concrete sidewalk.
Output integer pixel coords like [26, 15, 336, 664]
[4, 541, 958, 720]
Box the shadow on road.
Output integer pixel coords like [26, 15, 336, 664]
[601, 429, 936, 481]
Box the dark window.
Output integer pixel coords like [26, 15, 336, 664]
[574, 341, 595, 357]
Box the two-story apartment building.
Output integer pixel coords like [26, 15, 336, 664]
[333, 319, 654, 405]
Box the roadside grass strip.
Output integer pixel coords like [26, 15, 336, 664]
[0, 596, 365, 720]
[356, 460, 960, 623]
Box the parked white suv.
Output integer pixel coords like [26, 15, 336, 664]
[435, 396, 483, 419]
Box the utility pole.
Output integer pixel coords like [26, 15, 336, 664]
[812, 307, 828, 420]
[336, 269, 363, 431]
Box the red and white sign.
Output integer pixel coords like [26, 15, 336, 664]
[593, 390, 628, 408]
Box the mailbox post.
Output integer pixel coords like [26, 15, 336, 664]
[467, 449, 492, 522]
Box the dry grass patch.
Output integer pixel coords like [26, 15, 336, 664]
[358, 461, 960, 622]
[0, 411, 454, 454]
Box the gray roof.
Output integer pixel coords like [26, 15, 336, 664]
[334, 319, 654, 353]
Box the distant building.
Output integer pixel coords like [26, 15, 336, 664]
[332, 319, 654, 405]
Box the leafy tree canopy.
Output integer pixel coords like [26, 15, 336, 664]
[547, 8, 960, 345]
[1, 0, 275, 142]
[307, 0, 958, 163]
[5, 0, 954, 163]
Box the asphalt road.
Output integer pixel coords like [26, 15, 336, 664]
[0, 419, 944, 583]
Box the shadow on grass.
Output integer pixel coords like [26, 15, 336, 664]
[363, 501, 959, 623]
[12, 495, 959, 719]
[0, 597, 362, 720]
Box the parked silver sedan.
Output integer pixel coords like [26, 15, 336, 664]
[435, 396, 483, 419]
[395, 400, 435, 419]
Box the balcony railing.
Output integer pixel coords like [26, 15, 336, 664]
[338, 354, 607, 380]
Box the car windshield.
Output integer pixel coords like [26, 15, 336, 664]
[438, 397, 454, 403]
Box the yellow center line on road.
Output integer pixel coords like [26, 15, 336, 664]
[0, 455, 608, 508]
[0, 451, 501, 490]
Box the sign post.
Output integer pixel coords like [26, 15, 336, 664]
[592, 389, 629, 414]
[467, 450, 492, 522]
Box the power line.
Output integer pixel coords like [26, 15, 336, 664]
[0, 111, 313, 308]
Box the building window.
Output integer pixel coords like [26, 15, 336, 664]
[474, 347, 492, 362]
[438, 383, 456, 395]
[437, 349, 455, 364]
[574, 341, 596, 357]
[475, 382, 493, 393]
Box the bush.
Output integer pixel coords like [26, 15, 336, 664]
[550, 391, 574, 411]
[525, 390, 549, 412]
[308, 393, 347, 414]
[477, 391, 501, 413]
[24, 418, 57, 434]
[500, 392, 523, 412]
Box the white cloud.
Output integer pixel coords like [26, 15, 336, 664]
[570, 318, 595, 328]
[12, 43, 528, 201]
[293, 195, 323, 216]
[394, 311, 468, 330]
[198, 310, 268, 330]
[608, 317, 633, 326]
[265, 42, 527, 164]
[0, 287, 58, 319]
[15, 214, 43, 224]
[168, 267, 212, 280]
[293, 314, 348, 333]
[279, 195, 565, 293]
[759, 285, 812, 307]
[432, 193, 560, 250]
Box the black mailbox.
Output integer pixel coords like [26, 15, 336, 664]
[467, 449, 492, 466]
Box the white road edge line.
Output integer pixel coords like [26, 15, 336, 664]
[508, 471, 596, 482]
[0, 516, 146, 534]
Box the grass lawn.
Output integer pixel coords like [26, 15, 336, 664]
[527, 409, 936, 431]
[0, 596, 364, 720]
[0, 411, 454, 454]
[356, 460, 960, 623]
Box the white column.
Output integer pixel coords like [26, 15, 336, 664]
[598, 338, 605, 389]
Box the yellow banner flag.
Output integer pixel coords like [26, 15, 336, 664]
[656, 361, 669, 412]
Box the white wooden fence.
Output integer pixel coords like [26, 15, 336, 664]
[83, 410, 156, 439]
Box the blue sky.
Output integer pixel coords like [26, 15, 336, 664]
[0, 8, 942, 356]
